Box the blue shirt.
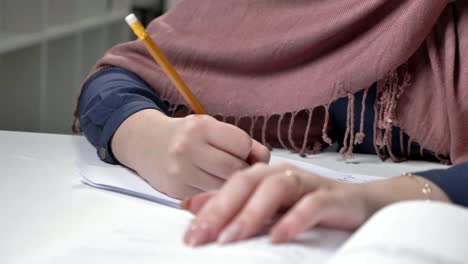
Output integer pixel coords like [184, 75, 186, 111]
[77, 67, 468, 207]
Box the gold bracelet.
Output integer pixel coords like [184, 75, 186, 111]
[402, 172, 432, 201]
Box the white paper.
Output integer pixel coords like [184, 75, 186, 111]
[34, 203, 350, 264]
[80, 164, 181, 208]
[328, 201, 468, 264]
[70, 156, 468, 264]
[269, 155, 383, 183]
[79, 154, 383, 208]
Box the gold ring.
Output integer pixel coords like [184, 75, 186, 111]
[285, 169, 304, 198]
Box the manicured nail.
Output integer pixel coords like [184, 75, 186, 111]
[217, 223, 242, 244]
[185, 222, 209, 247]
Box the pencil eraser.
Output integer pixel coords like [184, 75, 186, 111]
[125, 14, 138, 25]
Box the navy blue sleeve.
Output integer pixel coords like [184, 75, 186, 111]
[416, 163, 468, 207]
[77, 67, 169, 164]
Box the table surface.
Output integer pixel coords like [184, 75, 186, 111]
[0, 130, 448, 263]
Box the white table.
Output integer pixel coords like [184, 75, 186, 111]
[0, 131, 448, 263]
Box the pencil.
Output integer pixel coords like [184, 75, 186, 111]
[125, 14, 207, 115]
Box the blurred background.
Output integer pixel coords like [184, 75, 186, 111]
[0, 0, 177, 134]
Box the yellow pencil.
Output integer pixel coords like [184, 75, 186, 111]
[125, 14, 207, 115]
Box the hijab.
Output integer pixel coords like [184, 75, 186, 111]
[74, 0, 468, 164]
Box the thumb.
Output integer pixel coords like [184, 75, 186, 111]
[247, 139, 271, 165]
[181, 191, 217, 214]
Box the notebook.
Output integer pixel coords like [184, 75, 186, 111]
[78, 154, 384, 208]
[70, 154, 468, 263]
[33, 201, 468, 264]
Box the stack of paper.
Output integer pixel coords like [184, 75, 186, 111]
[79, 155, 383, 208]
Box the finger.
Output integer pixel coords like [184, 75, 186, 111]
[270, 190, 334, 243]
[193, 145, 249, 180]
[163, 157, 220, 198]
[187, 166, 225, 192]
[143, 167, 203, 200]
[204, 117, 253, 160]
[184, 163, 277, 247]
[161, 183, 204, 200]
[217, 171, 304, 244]
[182, 191, 217, 214]
[247, 139, 271, 165]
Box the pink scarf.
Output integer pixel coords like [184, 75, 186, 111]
[74, 0, 468, 165]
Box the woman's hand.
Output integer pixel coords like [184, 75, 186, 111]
[182, 163, 369, 246]
[111, 109, 270, 199]
[182, 163, 451, 247]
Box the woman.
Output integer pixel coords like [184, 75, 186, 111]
[75, 1, 468, 246]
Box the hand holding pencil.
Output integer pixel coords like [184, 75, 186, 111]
[111, 14, 270, 199]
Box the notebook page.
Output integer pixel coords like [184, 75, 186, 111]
[79, 164, 180, 208]
[327, 201, 468, 264]
[34, 203, 350, 264]
[270, 155, 383, 183]
[79, 154, 384, 208]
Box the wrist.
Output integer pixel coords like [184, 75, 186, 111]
[111, 109, 170, 168]
[362, 175, 451, 216]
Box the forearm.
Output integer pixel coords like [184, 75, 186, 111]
[111, 108, 169, 170]
[363, 162, 468, 213]
[416, 162, 468, 207]
[77, 67, 169, 164]
[363, 175, 451, 215]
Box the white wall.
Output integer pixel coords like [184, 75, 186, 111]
[0, 0, 132, 134]
[0, 0, 181, 134]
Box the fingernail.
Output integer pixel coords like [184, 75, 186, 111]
[185, 222, 209, 247]
[217, 223, 242, 244]
[181, 198, 192, 210]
